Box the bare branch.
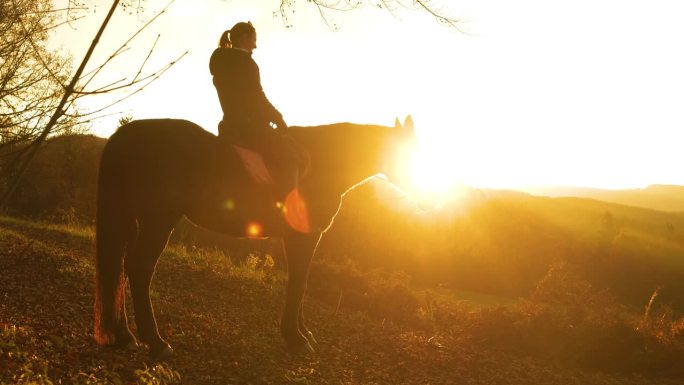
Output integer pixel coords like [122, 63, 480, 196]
[1, 0, 122, 209]
[72, 47, 187, 98]
[78, 0, 177, 92]
[75, 77, 129, 95]
[70, 50, 188, 111]
[78, 46, 132, 83]
[13, 6, 88, 16]
[133, 34, 160, 83]
[278, 0, 461, 30]
[11, 0, 68, 91]
[412, 0, 461, 29]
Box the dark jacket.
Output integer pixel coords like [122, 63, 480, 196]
[209, 48, 283, 144]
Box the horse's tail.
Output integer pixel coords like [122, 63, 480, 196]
[93, 134, 136, 345]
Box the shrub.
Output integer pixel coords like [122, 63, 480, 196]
[474, 262, 684, 374]
[308, 258, 421, 325]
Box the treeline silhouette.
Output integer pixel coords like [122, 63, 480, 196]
[1, 134, 105, 223]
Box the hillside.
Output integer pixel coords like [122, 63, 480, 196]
[316, 178, 684, 310]
[3, 199, 684, 383]
[520, 185, 684, 212]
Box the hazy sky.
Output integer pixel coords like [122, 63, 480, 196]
[49, 0, 684, 189]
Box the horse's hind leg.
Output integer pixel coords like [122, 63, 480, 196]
[114, 218, 139, 347]
[125, 216, 176, 359]
[281, 233, 317, 353]
[94, 209, 137, 349]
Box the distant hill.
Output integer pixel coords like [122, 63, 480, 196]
[315, 178, 684, 310]
[519, 185, 684, 212]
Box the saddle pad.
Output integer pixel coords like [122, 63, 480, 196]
[232, 145, 276, 185]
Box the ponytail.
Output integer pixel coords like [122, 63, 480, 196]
[218, 30, 231, 48]
[218, 21, 255, 49]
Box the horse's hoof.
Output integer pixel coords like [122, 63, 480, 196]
[287, 338, 315, 355]
[112, 334, 138, 350]
[305, 341, 315, 354]
[118, 339, 139, 350]
[150, 343, 174, 361]
[304, 331, 318, 346]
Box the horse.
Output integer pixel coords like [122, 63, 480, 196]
[93, 116, 415, 359]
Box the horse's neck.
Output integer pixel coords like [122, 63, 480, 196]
[300, 162, 380, 233]
[289, 124, 385, 229]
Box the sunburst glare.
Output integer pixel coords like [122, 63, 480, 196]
[395, 136, 464, 205]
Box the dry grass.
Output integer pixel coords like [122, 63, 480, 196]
[2, 215, 684, 384]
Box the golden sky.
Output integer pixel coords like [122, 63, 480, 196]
[49, 0, 684, 190]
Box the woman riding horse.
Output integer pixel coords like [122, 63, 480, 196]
[92, 20, 418, 360]
[210, 22, 298, 190]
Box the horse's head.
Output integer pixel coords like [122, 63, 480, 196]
[377, 115, 418, 188]
[287, 117, 417, 206]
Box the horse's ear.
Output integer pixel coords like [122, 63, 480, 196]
[403, 115, 414, 133]
[394, 117, 402, 130]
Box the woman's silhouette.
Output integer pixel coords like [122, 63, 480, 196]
[210, 21, 288, 147]
[210, 21, 303, 190]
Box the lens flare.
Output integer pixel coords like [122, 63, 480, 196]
[283, 188, 311, 233]
[246, 222, 263, 238]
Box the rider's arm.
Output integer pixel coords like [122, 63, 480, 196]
[251, 60, 288, 132]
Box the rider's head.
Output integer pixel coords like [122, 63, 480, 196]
[218, 22, 257, 54]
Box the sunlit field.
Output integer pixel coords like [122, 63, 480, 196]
[5, 181, 684, 384]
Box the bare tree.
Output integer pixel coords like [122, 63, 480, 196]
[0, 0, 85, 154]
[0, 0, 186, 209]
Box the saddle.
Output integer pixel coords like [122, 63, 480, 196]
[231, 145, 277, 185]
[219, 126, 309, 193]
[221, 129, 311, 233]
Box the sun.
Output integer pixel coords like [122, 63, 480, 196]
[394, 140, 464, 203]
[409, 149, 456, 193]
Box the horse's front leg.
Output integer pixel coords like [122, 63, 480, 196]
[299, 303, 317, 346]
[281, 232, 318, 353]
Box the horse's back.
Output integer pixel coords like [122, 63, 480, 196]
[106, 119, 212, 155]
[106, 118, 215, 162]
[99, 119, 221, 214]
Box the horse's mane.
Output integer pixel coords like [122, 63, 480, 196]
[289, 122, 396, 139]
[288, 122, 399, 161]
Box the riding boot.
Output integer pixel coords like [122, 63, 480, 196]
[264, 152, 298, 198]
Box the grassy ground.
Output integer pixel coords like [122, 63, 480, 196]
[1, 215, 684, 384]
